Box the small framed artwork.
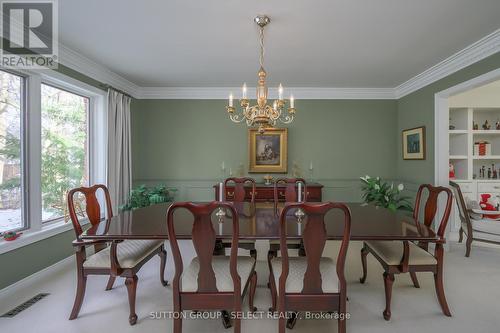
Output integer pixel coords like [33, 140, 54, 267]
[402, 126, 426, 160]
[248, 128, 288, 173]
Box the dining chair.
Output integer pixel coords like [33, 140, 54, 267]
[450, 181, 500, 257]
[359, 184, 453, 320]
[217, 177, 257, 259]
[167, 201, 258, 333]
[268, 178, 307, 295]
[269, 202, 351, 333]
[68, 184, 168, 325]
[273, 178, 307, 217]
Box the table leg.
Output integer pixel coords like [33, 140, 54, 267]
[221, 310, 232, 328]
[286, 312, 298, 329]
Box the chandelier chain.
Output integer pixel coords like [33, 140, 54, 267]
[259, 26, 265, 68]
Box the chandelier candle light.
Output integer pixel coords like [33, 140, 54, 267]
[226, 15, 296, 134]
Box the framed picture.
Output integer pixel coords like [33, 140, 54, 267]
[248, 128, 288, 173]
[402, 126, 426, 160]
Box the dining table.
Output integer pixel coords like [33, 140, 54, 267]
[81, 201, 440, 328]
[82, 202, 438, 243]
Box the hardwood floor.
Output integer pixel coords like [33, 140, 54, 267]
[1, 240, 499, 333]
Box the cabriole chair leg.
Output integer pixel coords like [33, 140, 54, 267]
[125, 275, 138, 325]
[409, 272, 420, 288]
[69, 274, 87, 320]
[249, 271, 258, 312]
[360, 244, 369, 283]
[159, 245, 169, 286]
[382, 272, 395, 320]
[105, 276, 116, 291]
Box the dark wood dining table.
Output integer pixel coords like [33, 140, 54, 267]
[81, 201, 440, 329]
[82, 202, 438, 242]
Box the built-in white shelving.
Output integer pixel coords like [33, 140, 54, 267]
[449, 107, 500, 181]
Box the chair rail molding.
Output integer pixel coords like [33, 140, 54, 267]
[133, 178, 404, 203]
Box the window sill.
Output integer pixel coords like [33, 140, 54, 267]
[0, 220, 88, 255]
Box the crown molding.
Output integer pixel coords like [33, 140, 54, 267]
[136, 86, 397, 99]
[57, 43, 141, 97]
[55, 29, 499, 100]
[395, 28, 500, 98]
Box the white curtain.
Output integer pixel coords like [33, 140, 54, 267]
[107, 89, 132, 212]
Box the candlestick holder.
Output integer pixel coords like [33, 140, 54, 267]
[294, 208, 305, 221]
[309, 167, 314, 183]
[216, 206, 226, 220]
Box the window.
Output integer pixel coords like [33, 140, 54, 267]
[0, 68, 106, 252]
[41, 84, 89, 223]
[0, 70, 25, 234]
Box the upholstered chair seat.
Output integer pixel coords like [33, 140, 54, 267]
[470, 218, 500, 235]
[83, 240, 164, 269]
[271, 257, 338, 294]
[365, 240, 437, 266]
[181, 256, 256, 293]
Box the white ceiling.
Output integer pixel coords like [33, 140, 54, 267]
[58, 0, 500, 88]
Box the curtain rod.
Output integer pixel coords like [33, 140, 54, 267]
[103, 84, 133, 98]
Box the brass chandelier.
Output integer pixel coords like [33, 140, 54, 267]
[226, 15, 296, 134]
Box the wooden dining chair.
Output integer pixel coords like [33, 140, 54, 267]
[68, 184, 168, 325]
[216, 177, 257, 258]
[268, 178, 308, 293]
[359, 184, 453, 320]
[273, 178, 307, 216]
[167, 201, 258, 333]
[269, 202, 351, 333]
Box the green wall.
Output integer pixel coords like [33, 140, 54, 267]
[397, 52, 500, 184]
[131, 99, 398, 181]
[0, 231, 75, 289]
[2, 51, 499, 291]
[0, 65, 106, 290]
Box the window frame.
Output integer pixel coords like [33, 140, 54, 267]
[0, 68, 107, 253]
[0, 69, 29, 233]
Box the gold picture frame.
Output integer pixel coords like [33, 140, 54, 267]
[248, 128, 288, 173]
[402, 126, 426, 160]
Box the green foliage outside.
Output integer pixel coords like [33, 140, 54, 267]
[40, 85, 88, 219]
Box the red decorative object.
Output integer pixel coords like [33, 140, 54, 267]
[449, 163, 455, 179]
[479, 194, 500, 219]
[3, 231, 22, 241]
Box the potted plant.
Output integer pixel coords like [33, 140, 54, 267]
[360, 175, 413, 212]
[120, 185, 177, 211]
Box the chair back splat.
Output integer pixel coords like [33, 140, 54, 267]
[279, 202, 351, 294]
[167, 202, 240, 293]
[67, 184, 113, 239]
[413, 184, 453, 239]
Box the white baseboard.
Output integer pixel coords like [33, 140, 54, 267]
[0, 255, 74, 299]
